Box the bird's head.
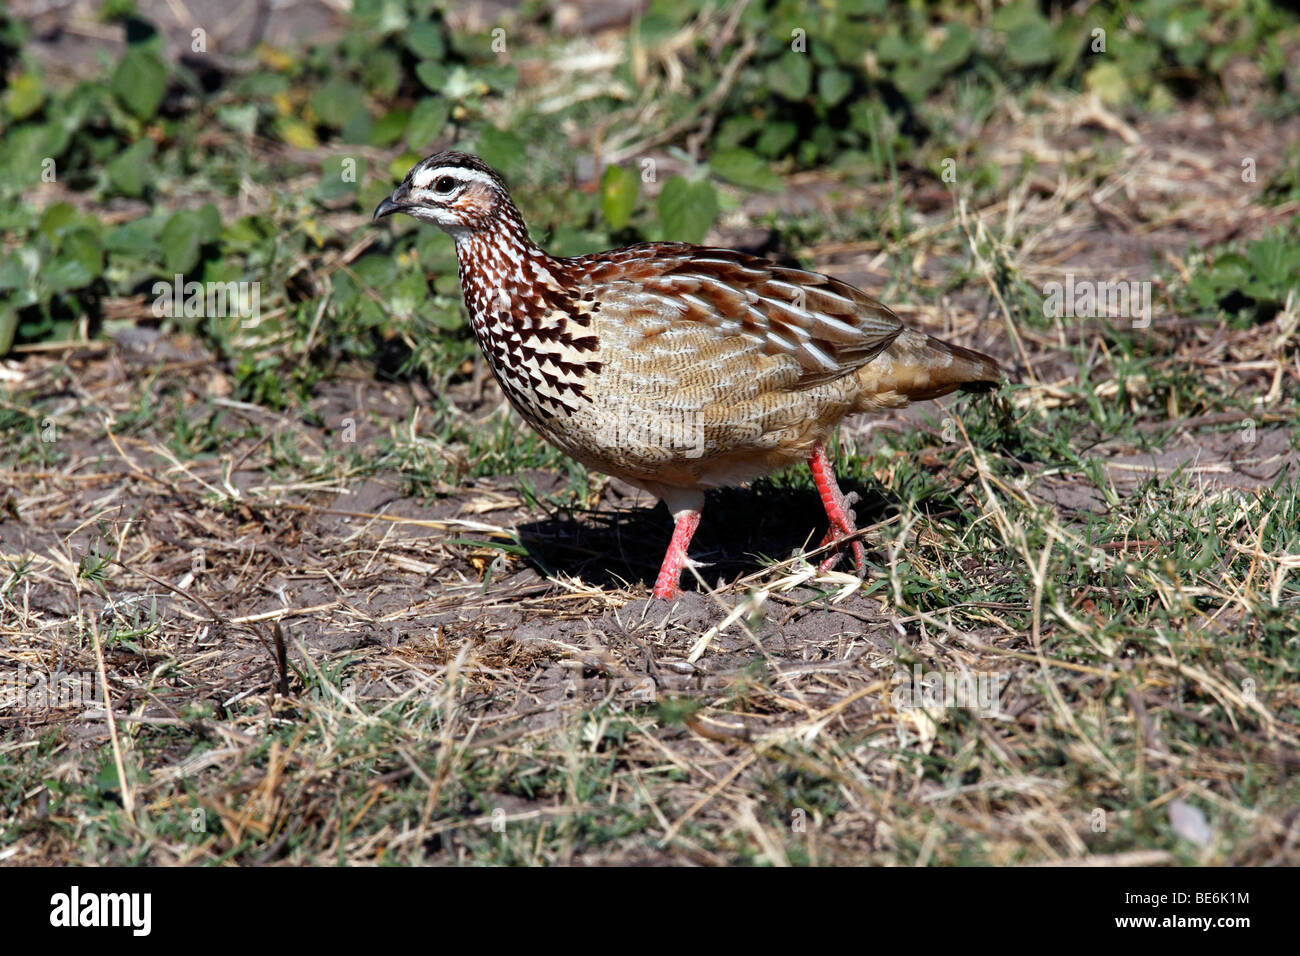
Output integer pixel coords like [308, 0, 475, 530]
[372, 151, 511, 238]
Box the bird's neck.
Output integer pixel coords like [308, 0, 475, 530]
[450, 195, 537, 252]
[453, 200, 563, 337]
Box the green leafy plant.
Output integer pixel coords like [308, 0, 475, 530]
[1186, 224, 1300, 322]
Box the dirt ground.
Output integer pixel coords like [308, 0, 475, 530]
[2, 92, 1298, 865]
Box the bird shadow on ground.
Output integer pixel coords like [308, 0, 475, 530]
[513, 476, 898, 593]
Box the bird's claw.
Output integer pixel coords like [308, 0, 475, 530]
[815, 489, 867, 574]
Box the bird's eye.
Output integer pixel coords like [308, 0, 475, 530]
[434, 176, 457, 195]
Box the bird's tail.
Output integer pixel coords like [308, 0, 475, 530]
[853, 329, 1001, 409]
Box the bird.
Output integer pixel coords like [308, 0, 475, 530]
[373, 151, 1001, 600]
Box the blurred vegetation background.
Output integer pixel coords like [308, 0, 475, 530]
[0, 0, 1297, 390]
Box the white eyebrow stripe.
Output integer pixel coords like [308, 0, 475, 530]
[411, 166, 500, 191]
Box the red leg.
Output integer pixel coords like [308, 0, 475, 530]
[808, 442, 866, 574]
[652, 508, 702, 599]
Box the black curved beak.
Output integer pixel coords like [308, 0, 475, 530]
[372, 189, 409, 223]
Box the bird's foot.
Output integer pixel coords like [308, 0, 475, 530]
[809, 443, 867, 575]
[816, 490, 866, 573]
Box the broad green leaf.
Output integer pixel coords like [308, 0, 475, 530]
[311, 79, 364, 128]
[386, 155, 419, 182]
[40, 256, 93, 293]
[992, 0, 1041, 30]
[196, 203, 222, 243]
[658, 176, 718, 244]
[316, 156, 364, 202]
[388, 269, 429, 318]
[932, 24, 974, 73]
[546, 226, 607, 258]
[767, 52, 812, 100]
[158, 210, 205, 275]
[709, 148, 782, 191]
[367, 108, 409, 147]
[0, 251, 35, 291]
[875, 31, 912, 64]
[755, 122, 798, 158]
[475, 127, 525, 180]
[600, 164, 639, 230]
[415, 61, 448, 92]
[108, 139, 156, 197]
[111, 48, 168, 120]
[405, 21, 446, 60]
[61, 229, 103, 280]
[1246, 238, 1300, 285]
[362, 49, 401, 98]
[339, 109, 374, 145]
[276, 116, 318, 149]
[5, 73, 45, 119]
[1188, 254, 1248, 308]
[715, 115, 761, 149]
[1004, 19, 1055, 67]
[104, 215, 165, 255]
[894, 62, 942, 101]
[97, 758, 124, 793]
[407, 98, 449, 149]
[1085, 62, 1129, 106]
[352, 254, 398, 289]
[223, 215, 270, 247]
[38, 203, 78, 240]
[817, 68, 852, 107]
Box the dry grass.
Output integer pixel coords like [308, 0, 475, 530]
[2, 82, 1300, 865]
